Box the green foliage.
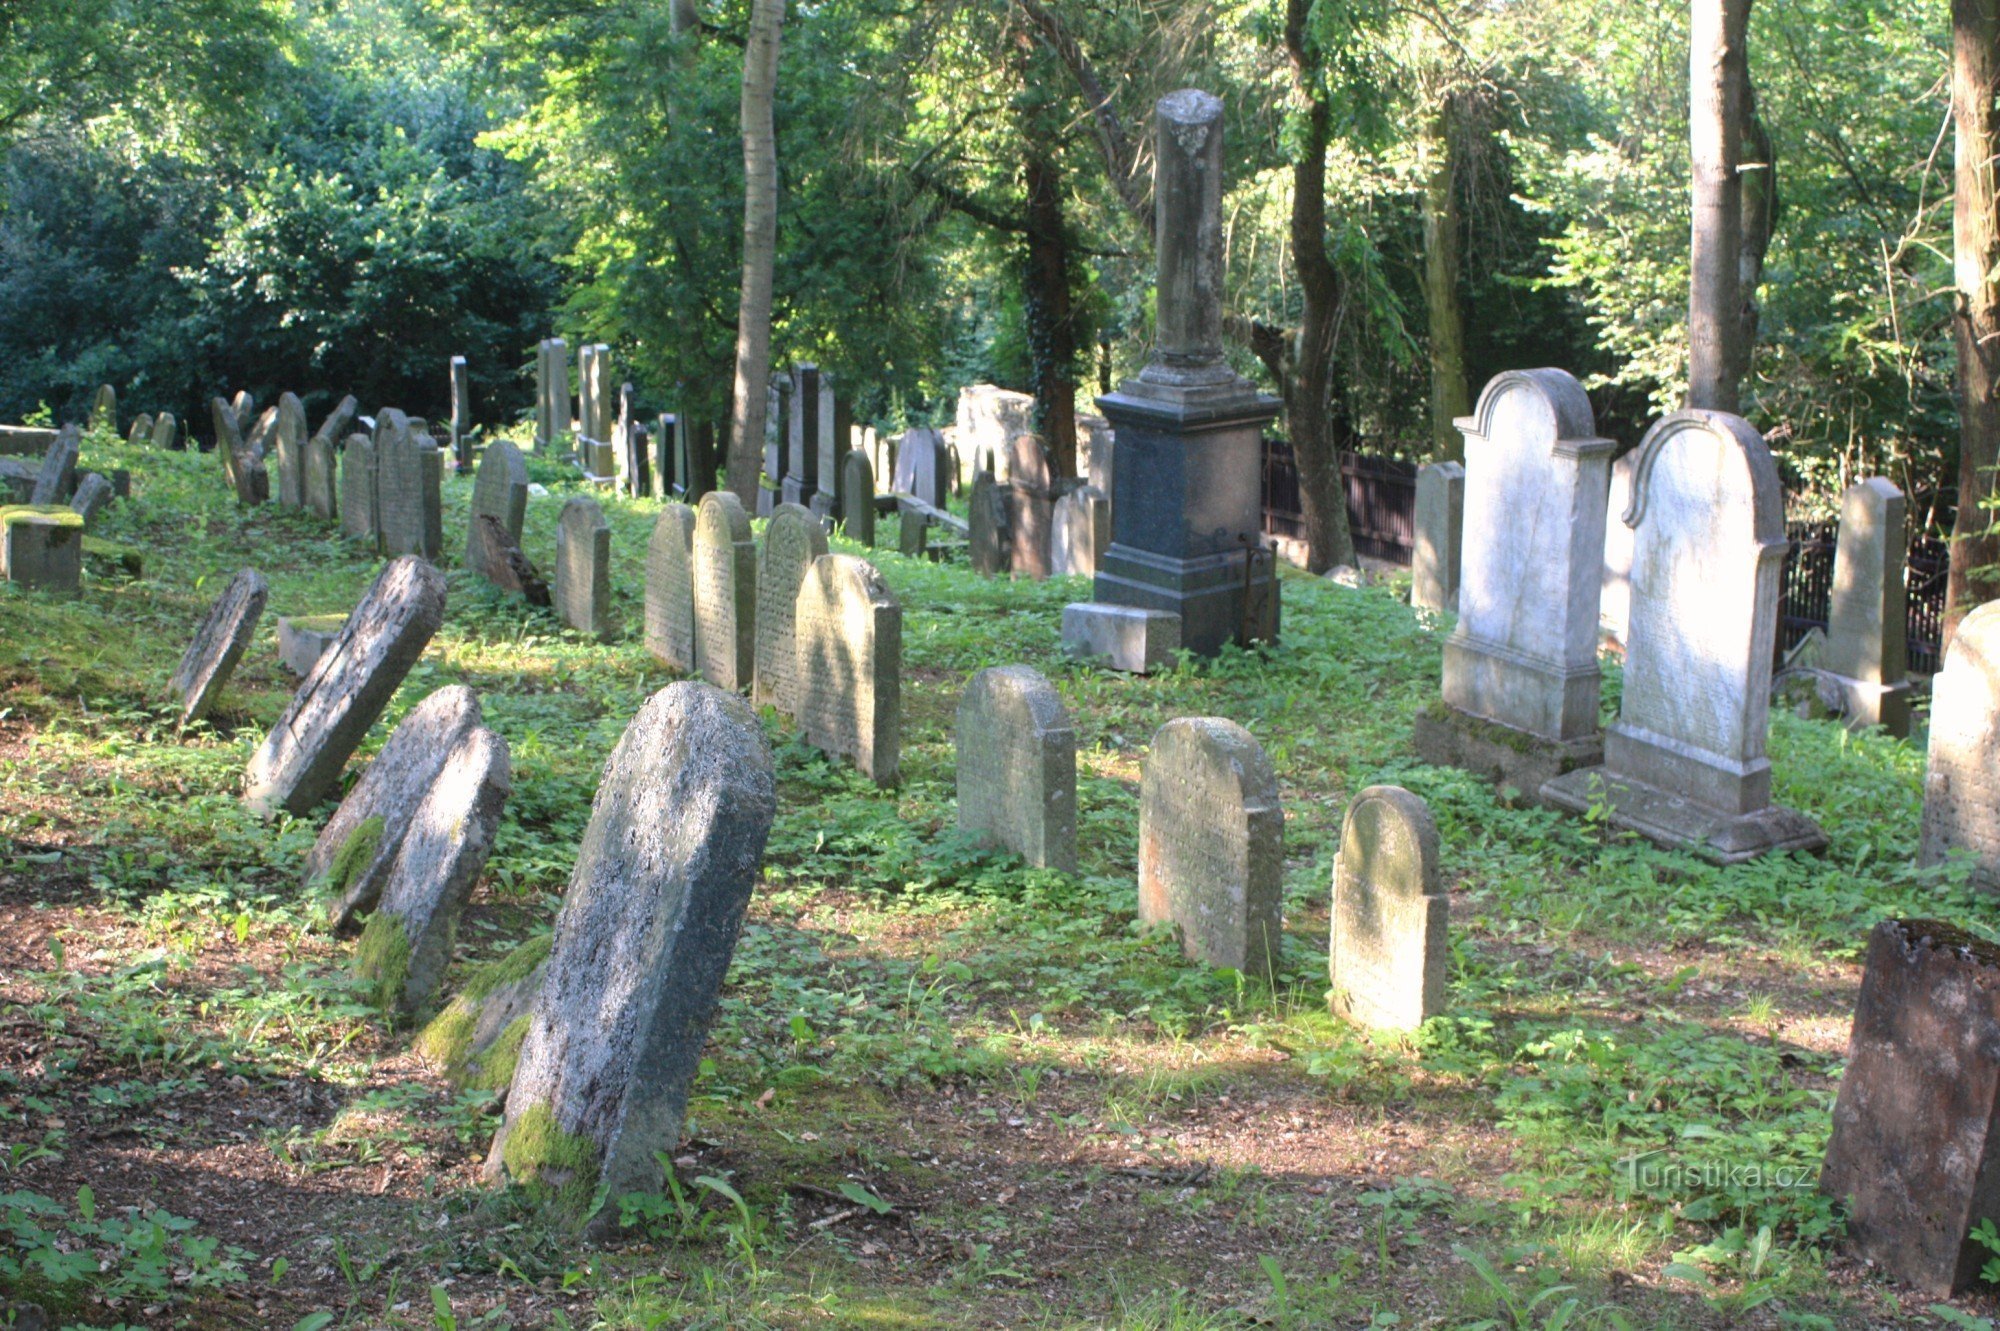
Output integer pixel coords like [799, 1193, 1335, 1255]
[0, 1185, 252, 1305]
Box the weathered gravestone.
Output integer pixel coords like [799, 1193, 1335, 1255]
[307, 685, 482, 921]
[243, 556, 447, 818]
[278, 615, 346, 676]
[28, 426, 79, 506]
[314, 395, 357, 449]
[555, 496, 613, 640]
[898, 499, 929, 559]
[1051, 486, 1110, 578]
[467, 516, 551, 606]
[1413, 371, 1611, 793]
[465, 439, 529, 571]
[1004, 482, 1053, 580]
[795, 554, 900, 784]
[89, 384, 117, 434]
[956, 385, 1036, 484]
[1821, 919, 2000, 1294]
[1820, 477, 1912, 736]
[0, 426, 57, 457]
[892, 428, 950, 508]
[169, 568, 268, 726]
[969, 471, 1007, 575]
[353, 724, 512, 1020]
[1920, 599, 2000, 889]
[1061, 603, 1181, 675]
[484, 682, 777, 1231]
[956, 665, 1076, 872]
[1006, 434, 1052, 492]
[275, 393, 309, 509]
[1328, 786, 1447, 1031]
[1600, 451, 1637, 644]
[745, 504, 825, 712]
[1, 508, 82, 597]
[415, 935, 549, 1091]
[69, 473, 113, 527]
[644, 503, 699, 673]
[783, 364, 824, 507]
[377, 415, 443, 560]
[245, 406, 279, 464]
[841, 450, 876, 546]
[127, 414, 153, 447]
[1541, 410, 1826, 862]
[150, 412, 178, 450]
[1079, 413, 1115, 496]
[1410, 461, 1465, 613]
[340, 431, 380, 544]
[536, 338, 567, 449]
[693, 491, 757, 691]
[304, 433, 339, 523]
[231, 390, 256, 431]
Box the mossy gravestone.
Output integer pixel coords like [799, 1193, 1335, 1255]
[352, 724, 511, 1020]
[484, 682, 777, 1232]
[1328, 786, 1447, 1031]
[417, 935, 550, 1091]
[643, 503, 699, 673]
[955, 665, 1076, 872]
[1137, 717, 1282, 977]
[751, 503, 827, 713]
[1, 506, 83, 597]
[243, 556, 447, 818]
[693, 491, 757, 691]
[169, 568, 268, 727]
[555, 496, 613, 640]
[795, 554, 901, 785]
[466, 439, 529, 573]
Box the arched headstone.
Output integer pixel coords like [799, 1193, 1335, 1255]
[466, 439, 529, 572]
[794, 554, 900, 784]
[276, 393, 309, 508]
[956, 665, 1077, 872]
[644, 503, 699, 673]
[752, 503, 828, 712]
[1329, 786, 1447, 1030]
[693, 491, 757, 690]
[340, 432, 378, 543]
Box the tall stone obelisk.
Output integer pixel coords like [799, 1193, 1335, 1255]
[1062, 89, 1281, 669]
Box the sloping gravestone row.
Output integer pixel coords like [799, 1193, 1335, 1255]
[485, 682, 777, 1234]
[693, 491, 757, 691]
[555, 496, 613, 640]
[795, 554, 900, 785]
[169, 568, 268, 727]
[750, 503, 826, 713]
[1920, 598, 2000, 891]
[644, 503, 699, 673]
[1138, 717, 1282, 978]
[243, 556, 447, 817]
[956, 665, 1076, 872]
[1328, 786, 1447, 1032]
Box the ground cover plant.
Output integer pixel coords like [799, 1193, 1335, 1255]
[3, 428, 1998, 1328]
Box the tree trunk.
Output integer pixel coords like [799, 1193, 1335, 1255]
[1285, 0, 1356, 571]
[1421, 98, 1470, 462]
[1687, 0, 1753, 412]
[1947, 0, 2000, 636]
[726, 0, 784, 506]
[1022, 139, 1080, 479]
[671, 0, 701, 37]
[1733, 90, 1776, 395]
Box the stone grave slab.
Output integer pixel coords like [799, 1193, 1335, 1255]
[644, 503, 699, 673]
[340, 433, 378, 544]
[1821, 477, 1912, 736]
[28, 426, 79, 506]
[1329, 786, 1447, 1030]
[555, 496, 613, 640]
[1, 507, 83, 597]
[276, 393, 308, 509]
[693, 491, 757, 691]
[1051, 485, 1109, 578]
[1061, 603, 1180, 675]
[956, 665, 1076, 872]
[278, 614, 347, 676]
[751, 503, 828, 712]
[795, 554, 900, 784]
[841, 450, 876, 546]
[1410, 461, 1464, 613]
[170, 568, 268, 726]
[466, 439, 529, 571]
[969, 471, 1007, 575]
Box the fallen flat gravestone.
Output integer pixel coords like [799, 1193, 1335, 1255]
[956, 665, 1076, 872]
[1821, 919, 2000, 1294]
[28, 427, 79, 507]
[644, 504, 699, 673]
[352, 724, 511, 1020]
[308, 685, 484, 925]
[169, 568, 269, 727]
[243, 556, 447, 818]
[795, 554, 901, 784]
[1328, 786, 1447, 1031]
[467, 515, 552, 607]
[484, 682, 777, 1233]
[693, 491, 757, 691]
[1138, 717, 1283, 978]
[751, 503, 827, 713]
[555, 496, 613, 639]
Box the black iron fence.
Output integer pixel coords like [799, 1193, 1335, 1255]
[1778, 520, 1948, 676]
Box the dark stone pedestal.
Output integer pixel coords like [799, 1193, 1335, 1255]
[1412, 702, 1601, 802]
[1092, 385, 1280, 656]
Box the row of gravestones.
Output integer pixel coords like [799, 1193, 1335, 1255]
[534, 338, 703, 505]
[1, 424, 136, 597]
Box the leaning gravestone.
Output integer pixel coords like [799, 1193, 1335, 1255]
[969, 471, 1007, 575]
[416, 935, 549, 1091]
[795, 554, 901, 784]
[956, 665, 1077, 872]
[467, 515, 551, 607]
[1414, 371, 1612, 794]
[245, 406, 279, 462]
[28, 426, 79, 506]
[1820, 477, 1912, 736]
[1051, 486, 1109, 578]
[1, 508, 83, 597]
[555, 496, 613, 640]
[1821, 918, 2000, 1294]
[1137, 717, 1283, 976]
[275, 393, 309, 509]
[693, 491, 757, 691]
[69, 473, 113, 527]
[1410, 461, 1465, 613]
[127, 414, 153, 447]
[377, 416, 443, 560]
[751, 503, 829, 713]
[305, 433, 339, 523]
[169, 568, 268, 727]
[308, 685, 483, 923]
[465, 439, 529, 572]
[243, 556, 447, 818]
[231, 390, 256, 432]
[340, 432, 379, 544]
[1328, 786, 1447, 1031]
[1920, 598, 2000, 890]
[841, 450, 876, 546]
[1542, 410, 1826, 862]
[312, 396, 358, 457]
[150, 412, 177, 451]
[353, 725, 511, 1020]
[643, 503, 699, 673]
[484, 682, 776, 1232]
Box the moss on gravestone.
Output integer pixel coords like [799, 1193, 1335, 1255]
[0, 504, 84, 530]
[318, 815, 385, 910]
[414, 934, 550, 1087]
[500, 1101, 601, 1219]
[352, 910, 412, 1018]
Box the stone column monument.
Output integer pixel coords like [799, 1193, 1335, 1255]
[1060, 89, 1281, 666]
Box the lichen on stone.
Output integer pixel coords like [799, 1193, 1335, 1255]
[352, 910, 412, 1017]
[499, 1101, 601, 1220]
[413, 934, 550, 1086]
[316, 814, 385, 911]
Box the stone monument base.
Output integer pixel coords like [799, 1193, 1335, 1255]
[279, 614, 348, 677]
[1411, 702, 1601, 801]
[1062, 603, 1181, 674]
[1540, 767, 1828, 865]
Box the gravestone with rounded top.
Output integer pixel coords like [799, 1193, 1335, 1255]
[555, 496, 613, 640]
[1410, 461, 1464, 613]
[170, 568, 268, 727]
[340, 432, 378, 544]
[644, 503, 699, 673]
[1004, 482, 1053, 580]
[841, 450, 876, 546]
[243, 556, 447, 818]
[794, 554, 900, 784]
[1052, 486, 1110, 578]
[466, 439, 529, 571]
[751, 503, 828, 712]
[89, 384, 117, 433]
[1920, 599, 2000, 889]
[1821, 477, 1912, 736]
[893, 428, 950, 508]
[127, 414, 153, 447]
[276, 393, 309, 508]
[693, 491, 757, 690]
[1542, 410, 1826, 862]
[956, 665, 1076, 872]
[1329, 786, 1447, 1030]
[1137, 717, 1283, 976]
[484, 683, 776, 1233]
[377, 415, 443, 560]
[150, 412, 178, 450]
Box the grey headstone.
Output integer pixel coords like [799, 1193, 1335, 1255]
[484, 682, 776, 1232]
[69, 473, 113, 527]
[892, 428, 949, 508]
[127, 413, 153, 447]
[232, 390, 256, 431]
[693, 491, 757, 691]
[1051, 485, 1110, 578]
[278, 615, 346, 676]
[245, 406, 279, 461]
[898, 499, 929, 559]
[1137, 716, 1282, 976]
[555, 496, 613, 640]
[751, 504, 830, 713]
[1822, 477, 1912, 736]
[466, 439, 529, 570]
[1410, 461, 1465, 613]
[467, 515, 551, 607]
[1329, 786, 1446, 1030]
[1, 511, 82, 597]
[1006, 434, 1052, 492]
[0, 458, 34, 503]
[243, 556, 448, 818]
[275, 393, 309, 509]
[1079, 413, 1115, 498]
[89, 384, 117, 434]
[340, 433, 379, 544]
[377, 416, 443, 560]
[1061, 603, 1181, 674]
[795, 554, 900, 784]
[150, 412, 178, 450]
[969, 471, 1007, 575]
[305, 433, 339, 522]
[450, 356, 471, 457]
[1921, 599, 2000, 889]
[169, 568, 268, 726]
[1600, 451, 1637, 643]
[841, 450, 876, 546]
[644, 503, 699, 673]
[1003, 482, 1052, 580]
[28, 426, 79, 507]
[956, 665, 1077, 872]
[955, 386, 1036, 485]
[544, 338, 570, 448]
